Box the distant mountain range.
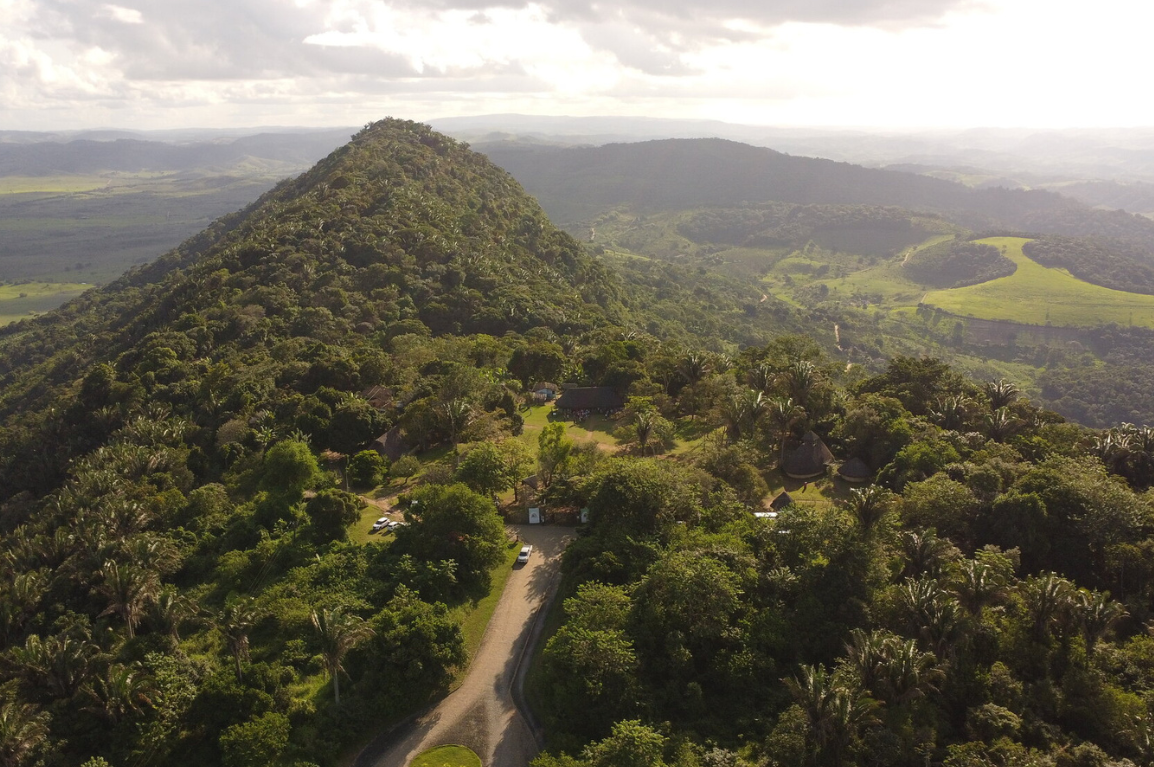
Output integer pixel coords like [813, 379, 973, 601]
[0, 129, 354, 175]
[478, 137, 1154, 249]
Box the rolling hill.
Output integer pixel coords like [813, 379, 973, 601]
[479, 138, 1154, 247]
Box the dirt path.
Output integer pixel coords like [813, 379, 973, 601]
[356, 525, 572, 767]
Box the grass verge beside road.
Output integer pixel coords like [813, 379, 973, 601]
[454, 541, 522, 663]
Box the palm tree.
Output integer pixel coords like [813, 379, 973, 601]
[721, 389, 765, 443]
[749, 362, 776, 393]
[440, 398, 473, 451]
[1021, 572, 1076, 642]
[97, 560, 159, 640]
[767, 397, 805, 468]
[845, 486, 894, 536]
[311, 608, 374, 705]
[984, 379, 1020, 410]
[149, 585, 196, 643]
[782, 360, 818, 411]
[986, 408, 1023, 443]
[786, 664, 877, 767]
[82, 664, 154, 723]
[899, 577, 963, 659]
[0, 693, 50, 767]
[633, 410, 658, 456]
[953, 559, 1006, 615]
[846, 630, 942, 706]
[930, 395, 970, 431]
[9, 632, 94, 700]
[678, 353, 713, 385]
[0, 572, 45, 645]
[1073, 589, 1128, 655]
[217, 598, 262, 682]
[900, 529, 959, 579]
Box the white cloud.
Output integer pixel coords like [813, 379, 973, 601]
[0, 0, 1151, 130]
[102, 4, 143, 24]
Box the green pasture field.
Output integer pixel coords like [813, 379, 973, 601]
[0, 169, 284, 283]
[924, 237, 1154, 328]
[0, 176, 110, 194]
[0, 281, 91, 325]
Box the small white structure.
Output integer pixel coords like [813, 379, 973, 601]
[580, 507, 590, 524]
[529, 507, 541, 524]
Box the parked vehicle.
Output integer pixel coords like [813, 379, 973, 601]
[516, 545, 532, 565]
[371, 517, 389, 532]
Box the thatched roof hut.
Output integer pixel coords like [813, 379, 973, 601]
[554, 387, 624, 412]
[783, 431, 834, 479]
[770, 491, 795, 510]
[837, 456, 873, 483]
[371, 426, 407, 461]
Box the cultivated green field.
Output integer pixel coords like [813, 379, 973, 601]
[0, 281, 91, 325]
[924, 237, 1154, 328]
[0, 176, 110, 194]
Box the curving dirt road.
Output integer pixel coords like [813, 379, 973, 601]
[356, 524, 571, 767]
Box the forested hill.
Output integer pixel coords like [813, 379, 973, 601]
[482, 138, 1154, 245]
[0, 119, 623, 426]
[0, 118, 645, 766]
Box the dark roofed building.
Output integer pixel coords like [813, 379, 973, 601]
[361, 385, 394, 410]
[770, 491, 795, 510]
[783, 431, 834, 479]
[554, 386, 624, 413]
[371, 426, 407, 461]
[838, 456, 873, 483]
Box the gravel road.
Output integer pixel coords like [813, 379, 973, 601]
[356, 524, 572, 767]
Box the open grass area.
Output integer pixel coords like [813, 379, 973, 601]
[409, 745, 482, 767]
[761, 234, 953, 309]
[517, 403, 622, 451]
[924, 237, 1154, 328]
[0, 176, 111, 194]
[349, 501, 392, 546]
[765, 470, 854, 509]
[0, 281, 92, 326]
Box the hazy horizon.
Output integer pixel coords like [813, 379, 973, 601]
[4, 0, 1152, 132]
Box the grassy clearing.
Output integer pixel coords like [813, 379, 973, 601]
[409, 745, 482, 767]
[766, 471, 853, 509]
[349, 502, 391, 546]
[924, 237, 1154, 328]
[0, 282, 92, 326]
[0, 176, 110, 194]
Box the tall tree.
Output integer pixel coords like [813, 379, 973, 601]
[311, 608, 374, 705]
[217, 598, 262, 682]
[97, 560, 158, 640]
[0, 691, 50, 767]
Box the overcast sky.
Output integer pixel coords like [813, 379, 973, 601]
[1, 0, 1149, 131]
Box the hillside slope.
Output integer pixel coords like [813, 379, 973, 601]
[482, 138, 1154, 246]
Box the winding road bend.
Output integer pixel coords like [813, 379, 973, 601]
[356, 524, 572, 767]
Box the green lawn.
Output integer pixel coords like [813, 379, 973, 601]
[518, 403, 622, 451]
[349, 502, 391, 546]
[409, 745, 482, 767]
[924, 237, 1154, 328]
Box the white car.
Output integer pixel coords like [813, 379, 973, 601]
[371, 517, 389, 533]
[516, 545, 532, 565]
